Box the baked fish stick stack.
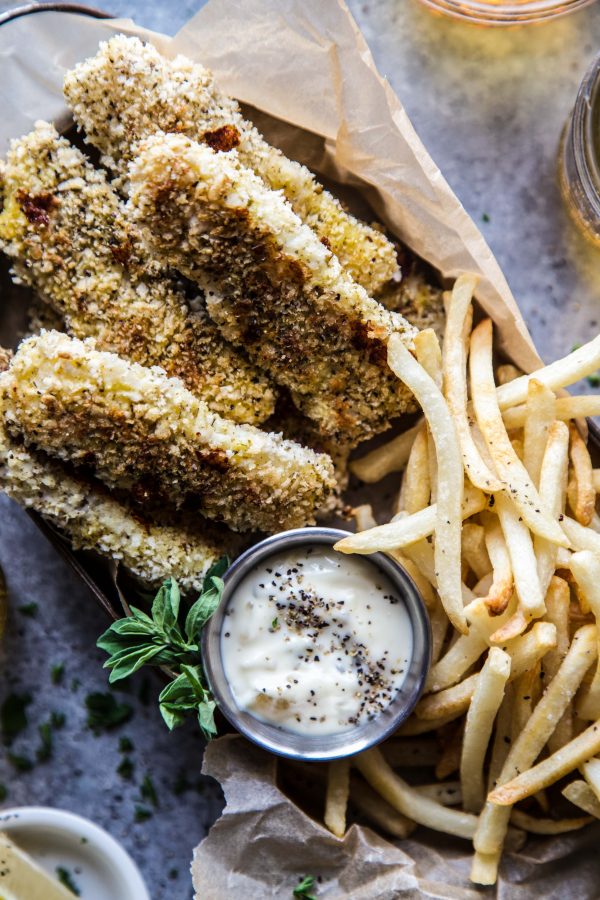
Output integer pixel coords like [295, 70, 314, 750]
[0, 349, 226, 592]
[129, 134, 418, 445]
[0, 121, 275, 426]
[63, 35, 398, 295]
[0, 331, 335, 533]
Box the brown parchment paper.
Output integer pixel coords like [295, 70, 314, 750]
[0, 2, 597, 897]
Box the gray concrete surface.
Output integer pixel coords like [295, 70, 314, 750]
[1, 1, 600, 898]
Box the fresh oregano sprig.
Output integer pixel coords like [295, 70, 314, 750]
[96, 558, 228, 740]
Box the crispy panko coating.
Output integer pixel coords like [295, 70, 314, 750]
[1, 331, 336, 533]
[0, 344, 227, 591]
[378, 267, 445, 339]
[0, 121, 275, 426]
[63, 35, 398, 295]
[0, 423, 228, 592]
[129, 134, 418, 445]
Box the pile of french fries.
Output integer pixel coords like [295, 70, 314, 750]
[319, 275, 600, 885]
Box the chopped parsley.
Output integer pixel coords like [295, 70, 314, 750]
[56, 866, 80, 896]
[293, 875, 318, 899]
[140, 773, 159, 808]
[1, 693, 31, 745]
[51, 663, 65, 685]
[134, 805, 152, 823]
[118, 736, 134, 753]
[85, 692, 133, 732]
[117, 757, 134, 780]
[18, 602, 38, 617]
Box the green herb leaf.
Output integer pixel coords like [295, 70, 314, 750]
[587, 372, 600, 388]
[36, 722, 53, 762]
[197, 699, 217, 740]
[134, 805, 152, 823]
[119, 736, 134, 753]
[151, 577, 181, 637]
[85, 692, 133, 732]
[117, 756, 134, 780]
[1, 692, 31, 745]
[7, 752, 33, 772]
[18, 602, 38, 617]
[50, 711, 66, 729]
[51, 663, 65, 685]
[293, 875, 318, 899]
[141, 773, 159, 808]
[56, 866, 80, 896]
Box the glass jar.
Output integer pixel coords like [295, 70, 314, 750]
[559, 53, 600, 247]
[417, 0, 597, 25]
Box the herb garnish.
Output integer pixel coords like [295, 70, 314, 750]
[140, 773, 159, 808]
[36, 722, 53, 762]
[293, 875, 318, 899]
[51, 663, 65, 685]
[0, 783, 6, 801]
[1, 693, 31, 745]
[7, 752, 33, 772]
[117, 757, 134, 780]
[56, 865, 80, 896]
[97, 560, 228, 741]
[18, 602, 38, 617]
[119, 736, 134, 753]
[85, 692, 133, 732]
[134, 805, 152, 823]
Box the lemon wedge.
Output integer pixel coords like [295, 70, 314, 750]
[0, 833, 74, 899]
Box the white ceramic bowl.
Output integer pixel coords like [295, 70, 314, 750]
[0, 806, 150, 900]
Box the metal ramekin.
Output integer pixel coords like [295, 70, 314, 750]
[202, 527, 431, 761]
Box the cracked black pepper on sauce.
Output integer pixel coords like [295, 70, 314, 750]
[220, 546, 413, 735]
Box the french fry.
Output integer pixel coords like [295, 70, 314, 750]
[523, 380, 556, 489]
[417, 622, 556, 721]
[472, 572, 493, 596]
[442, 275, 503, 492]
[489, 719, 600, 807]
[324, 758, 350, 838]
[435, 722, 464, 779]
[470, 319, 567, 547]
[352, 504, 377, 532]
[488, 687, 514, 791]
[544, 576, 573, 753]
[477, 515, 513, 616]
[494, 492, 546, 619]
[426, 631, 486, 693]
[355, 747, 479, 839]
[509, 809, 592, 834]
[489, 607, 529, 644]
[534, 421, 570, 598]
[496, 364, 523, 385]
[388, 335, 466, 633]
[426, 427, 438, 505]
[398, 426, 430, 514]
[471, 850, 501, 886]
[415, 782, 462, 806]
[593, 469, 600, 493]
[429, 596, 450, 665]
[511, 663, 539, 742]
[350, 421, 422, 484]
[415, 328, 443, 388]
[462, 523, 491, 582]
[562, 515, 600, 553]
[579, 756, 600, 804]
[562, 779, 600, 818]
[402, 538, 476, 606]
[349, 774, 416, 839]
[504, 395, 600, 430]
[460, 648, 511, 812]
[568, 423, 595, 526]
[482, 625, 597, 819]
[569, 552, 600, 720]
[495, 334, 600, 410]
[334, 484, 486, 558]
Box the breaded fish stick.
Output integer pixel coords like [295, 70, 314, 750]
[0, 121, 275, 426]
[1, 331, 335, 533]
[0, 346, 227, 591]
[129, 134, 417, 444]
[63, 35, 398, 295]
[0, 424, 228, 592]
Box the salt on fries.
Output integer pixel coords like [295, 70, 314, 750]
[334, 285, 600, 884]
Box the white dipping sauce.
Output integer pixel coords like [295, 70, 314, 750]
[220, 545, 413, 735]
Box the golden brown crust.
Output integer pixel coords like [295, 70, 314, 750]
[1, 331, 336, 534]
[0, 122, 276, 426]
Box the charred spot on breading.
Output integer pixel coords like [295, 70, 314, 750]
[16, 189, 58, 226]
[203, 125, 241, 152]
